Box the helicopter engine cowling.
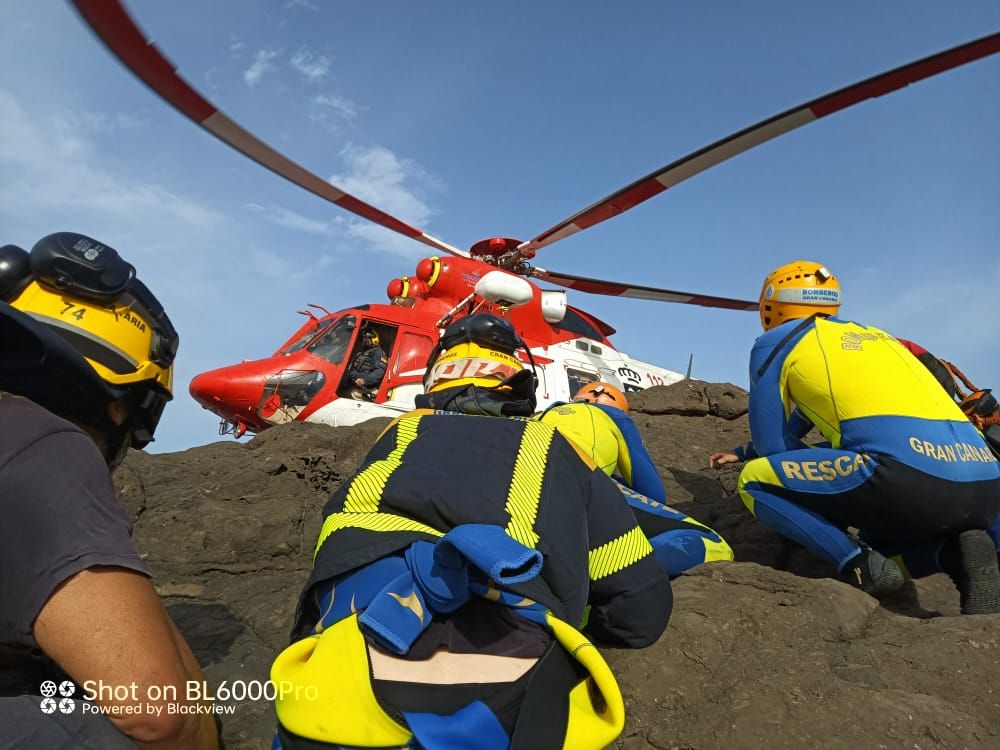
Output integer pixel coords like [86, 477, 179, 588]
[414, 256, 483, 303]
[386, 277, 408, 300]
[475, 271, 533, 309]
[415, 257, 442, 288]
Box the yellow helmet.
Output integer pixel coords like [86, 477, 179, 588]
[362, 329, 380, 348]
[425, 341, 524, 393]
[1, 233, 178, 447]
[759, 260, 841, 331]
[574, 381, 629, 412]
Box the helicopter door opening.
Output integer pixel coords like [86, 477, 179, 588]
[340, 321, 397, 401]
[566, 366, 600, 401]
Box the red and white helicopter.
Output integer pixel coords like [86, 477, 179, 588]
[73, 1, 1000, 436]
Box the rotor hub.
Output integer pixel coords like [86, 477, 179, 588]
[469, 237, 522, 259]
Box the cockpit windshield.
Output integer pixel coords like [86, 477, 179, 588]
[281, 322, 331, 355]
[306, 314, 356, 364]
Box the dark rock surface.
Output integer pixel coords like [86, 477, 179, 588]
[116, 382, 1000, 749]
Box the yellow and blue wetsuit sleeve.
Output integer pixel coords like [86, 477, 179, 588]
[614, 481, 733, 577]
[593, 404, 667, 503]
[735, 409, 814, 461]
[746, 321, 819, 456]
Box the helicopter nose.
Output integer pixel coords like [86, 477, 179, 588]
[189, 363, 264, 424]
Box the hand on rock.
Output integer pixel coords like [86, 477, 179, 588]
[709, 452, 741, 470]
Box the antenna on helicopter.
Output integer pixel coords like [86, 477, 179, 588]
[297, 303, 334, 321]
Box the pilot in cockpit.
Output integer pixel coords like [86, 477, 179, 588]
[345, 328, 387, 400]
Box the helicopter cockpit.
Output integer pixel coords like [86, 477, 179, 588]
[339, 321, 397, 402]
[258, 313, 402, 421]
[253, 313, 361, 427]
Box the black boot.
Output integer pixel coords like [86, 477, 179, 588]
[840, 545, 905, 596]
[945, 530, 1000, 615]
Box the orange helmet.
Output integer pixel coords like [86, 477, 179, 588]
[574, 382, 628, 412]
[759, 260, 841, 331]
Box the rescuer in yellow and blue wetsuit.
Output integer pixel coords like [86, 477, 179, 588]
[538, 382, 733, 578]
[270, 315, 672, 750]
[710, 261, 1000, 614]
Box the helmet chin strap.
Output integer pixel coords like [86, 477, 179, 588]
[87, 397, 137, 470]
[103, 421, 133, 471]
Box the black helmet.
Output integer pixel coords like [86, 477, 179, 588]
[417, 314, 537, 416]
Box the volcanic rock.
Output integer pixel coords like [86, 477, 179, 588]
[116, 381, 999, 749]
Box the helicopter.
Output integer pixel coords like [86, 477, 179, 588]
[71, 1, 1000, 436]
[189, 253, 709, 435]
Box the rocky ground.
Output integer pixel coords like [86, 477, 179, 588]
[116, 381, 1000, 749]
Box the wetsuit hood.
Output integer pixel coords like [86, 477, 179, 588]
[414, 370, 536, 417]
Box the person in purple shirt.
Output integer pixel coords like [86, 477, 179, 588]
[0, 234, 219, 749]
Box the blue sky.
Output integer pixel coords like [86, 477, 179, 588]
[2, 1, 998, 453]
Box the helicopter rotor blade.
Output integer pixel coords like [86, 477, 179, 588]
[70, 0, 469, 259]
[518, 32, 1000, 258]
[531, 267, 758, 311]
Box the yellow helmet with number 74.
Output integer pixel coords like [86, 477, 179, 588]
[0, 232, 178, 447]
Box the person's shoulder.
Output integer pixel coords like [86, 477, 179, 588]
[816, 315, 860, 329]
[751, 316, 824, 363]
[0, 396, 92, 466]
[397, 408, 436, 421]
[591, 403, 629, 421]
[419, 409, 534, 428]
[0, 396, 119, 541]
[537, 401, 583, 419]
[754, 317, 814, 347]
[0, 394, 77, 430]
[822, 316, 895, 338]
[389, 408, 495, 429]
[817, 315, 900, 342]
